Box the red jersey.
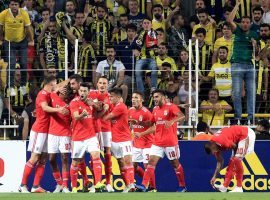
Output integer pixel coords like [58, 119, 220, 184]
[31, 89, 51, 133]
[129, 106, 154, 148]
[69, 97, 96, 141]
[89, 90, 111, 132]
[152, 103, 180, 147]
[211, 126, 249, 150]
[49, 93, 71, 136]
[110, 102, 131, 142]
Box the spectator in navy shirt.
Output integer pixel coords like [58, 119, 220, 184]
[128, 0, 146, 32]
[117, 23, 137, 92]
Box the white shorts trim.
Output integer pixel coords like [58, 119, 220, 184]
[47, 134, 71, 154]
[27, 130, 48, 154]
[97, 132, 112, 150]
[111, 141, 133, 159]
[71, 137, 100, 158]
[150, 144, 180, 160]
[235, 128, 256, 158]
[132, 147, 151, 164]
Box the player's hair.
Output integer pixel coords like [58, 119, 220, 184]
[197, 121, 208, 133]
[69, 74, 83, 84]
[75, 11, 84, 17]
[98, 76, 109, 82]
[126, 23, 137, 32]
[43, 76, 56, 86]
[10, 0, 20, 4]
[253, 6, 264, 15]
[109, 87, 122, 97]
[204, 142, 212, 155]
[195, 27, 206, 36]
[209, 88, 219, 96]
[260, 23, 270, 30]
[223, 6, 233, 13]
[66, 0, 75, 5]
[152, 89, 166, 96]
[162, 62, 172, 68]
[197, 8, 209, 15]
[132, 91, 144, 99]
[152, 4, 163, 12]
[142, 16, 152, 23]
[80, 82, 91, 90]
[219, 46, 229, 53]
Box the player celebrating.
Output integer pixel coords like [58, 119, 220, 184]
[48, 85, 74, 193]
[204, 125, 256, 193]
[89, 76, 114, 192]
[136, 89, 187, 192]
[103, 88, 135, 193]
[129, 91, 156, 191]
[19, 76, 69, 193]
[69, 83, 104, 193]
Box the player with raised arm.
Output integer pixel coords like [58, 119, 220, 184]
[129, 91, 156, 191]
[103, 88, 135, 193]
[88, 76, 114, 192]
[19, 76, 69, 193]
[48, 84, 74, 193]
[135, 89, 187, 192]
[204, 125, 256, 193]
[69, 83, 104, 193]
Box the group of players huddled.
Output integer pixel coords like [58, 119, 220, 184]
[18, 74, 186, 193]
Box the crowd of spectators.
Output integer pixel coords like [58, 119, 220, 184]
[0, 0, 270, 139]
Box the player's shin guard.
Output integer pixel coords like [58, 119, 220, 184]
[92, 158, 102, 184]
[142, 165, 155, 187]
[78, 161, 89, 185]
[135, 165, 144, 178]
[70, 164, 79, 188]
[105, 153, 112, 185]
[223, 158, 235, 187]
[33, 163, 45, 187]
[174, 164, 186, 187]
[126, 165, 135, 184]
[52, 170, 63, 186]
[233, 157, 244, 187]
[62, 171, 69, 188]
[21, 161, 35, 185]
[121, 167, 130, 186]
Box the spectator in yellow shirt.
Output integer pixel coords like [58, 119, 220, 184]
[152, 4, 166, 30]
[0, 0, 34, 85]
[200, 88, 232, 126]
[192, 8, 216, 45]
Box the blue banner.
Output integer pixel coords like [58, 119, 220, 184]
[25, 141, 270, 192]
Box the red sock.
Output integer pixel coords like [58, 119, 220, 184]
[149, 175, 156, 189]
[62, 171, 69, 187]
[135, 165, 144, 178]
[105, 153, 112, 185]
[223, 158, 235, 187]
[142, 165, 155, 187]
[21, 161, 35, 185]
[89, 160, 95, 184]
[121, 167, 130, 185]
[234, 157, 244, 187]
[70, 164, 79, 188]
[52, 170, 63, 186]
[126, 165, 135, 184]
[33, 163, 45, 187]
[78, 161, 89, 185]
[92, 158, 102, 184]
[174, 164, 186, 187]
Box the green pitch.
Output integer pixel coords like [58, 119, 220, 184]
[0, 193, 269, 200]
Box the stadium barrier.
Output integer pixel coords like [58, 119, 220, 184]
[0, 140, 269, 192]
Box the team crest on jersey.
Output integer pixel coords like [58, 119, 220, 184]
[164, 110, 168, 116]
[139, 115, 143, 121]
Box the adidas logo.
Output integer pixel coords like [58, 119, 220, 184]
[215, 152, 270, 191]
